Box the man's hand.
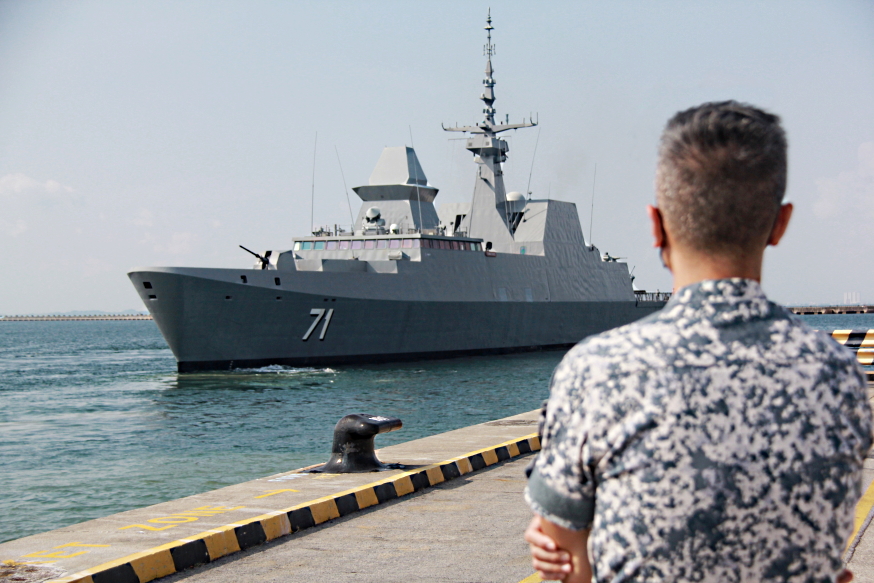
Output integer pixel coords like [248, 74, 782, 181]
[525, 515, 573, 581]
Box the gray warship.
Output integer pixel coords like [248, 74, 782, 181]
[128, 13, 668, 372]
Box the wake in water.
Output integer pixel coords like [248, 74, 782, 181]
[234, 365, 336, 375]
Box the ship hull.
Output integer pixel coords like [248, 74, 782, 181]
[129, 268, 665, 372]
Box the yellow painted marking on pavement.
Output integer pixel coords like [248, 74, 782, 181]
[518, 573, 543, 583]
[118, 505, 245, 531]
[23, 550, 88, 559]
[393, 475, 415, 496]
[309, 499, 341, 524]
[457, 457, 473, 474]
[148, 516, 199, 524]
[354, 487, 380, 508]
[857, 349, 873, 366]
[849, 474, 874, 547]
[129, 549, 176, 583]
[508, 442, 521, 457]
[260, 513, 291, 541]
[864, 331, 874, 347]
[529, 435, 541, 450]
[254, 488, 300, 498]
[22, 542, 111, 560]
[119, 523, 175, 531]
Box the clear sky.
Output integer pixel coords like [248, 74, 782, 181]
[1, 0, 872, 313]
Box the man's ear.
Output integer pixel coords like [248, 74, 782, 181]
[647, 205, 666, 248]
[767, 203, 793, 246]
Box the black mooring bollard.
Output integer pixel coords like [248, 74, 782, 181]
[321, 414, 403, 473]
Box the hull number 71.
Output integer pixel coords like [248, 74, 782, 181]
[303, 308, 334, 341]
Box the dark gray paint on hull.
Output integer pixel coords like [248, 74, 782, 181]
[131, 271, 664, 372]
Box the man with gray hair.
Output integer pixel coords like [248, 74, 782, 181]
[524, 101, 872, 582]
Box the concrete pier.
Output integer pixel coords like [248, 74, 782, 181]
[3, 386, 874, 583]
[0, 411, 541, 583]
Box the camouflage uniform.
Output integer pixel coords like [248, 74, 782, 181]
[526, 278, 872, 582]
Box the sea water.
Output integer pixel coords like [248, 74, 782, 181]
[1, 314, 871, 543]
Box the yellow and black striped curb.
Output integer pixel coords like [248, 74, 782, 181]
[824, 330, 874, 377]
[47, 434, 541, 583]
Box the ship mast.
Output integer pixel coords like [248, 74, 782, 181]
[443, 9, 537, 246]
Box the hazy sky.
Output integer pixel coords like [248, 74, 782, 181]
[1, 0, 872, 313]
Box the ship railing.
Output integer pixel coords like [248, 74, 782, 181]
[635, 291, 672, 303]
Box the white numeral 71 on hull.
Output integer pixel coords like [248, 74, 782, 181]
[302, 308, 334, 341]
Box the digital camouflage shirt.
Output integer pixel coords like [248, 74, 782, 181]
[526, 279, 872, 582]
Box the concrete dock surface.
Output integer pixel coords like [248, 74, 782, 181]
[161, 454, 537, 583]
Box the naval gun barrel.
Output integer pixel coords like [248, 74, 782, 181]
[239, 245, 269, 269]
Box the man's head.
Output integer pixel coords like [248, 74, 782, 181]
[655, 101, 788, 258]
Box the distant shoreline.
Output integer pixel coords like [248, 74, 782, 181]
[787, 305, 872, 315]
[0, 315, 152, 321]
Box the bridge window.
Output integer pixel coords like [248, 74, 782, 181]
[389, 239, 401, 249]
[314, 241, 325, 250]
[364, 240, 375, 249]
[301, 241, 312, 250]
[293, 242, 301, 250]
[421, 239, 431, 248]
[411, 239, 421, 248]
[377, 239, 387, 249]
[451, 241, 460, 250]
[339, 240, 350, 249]
[351, 240, 363, 250]
[326, 241, 338, 250]
[402, 239, 413, 248]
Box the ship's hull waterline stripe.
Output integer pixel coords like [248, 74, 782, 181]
[45, 434, 541, 583]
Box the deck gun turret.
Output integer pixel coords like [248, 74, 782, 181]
[239, 245, 271, 270]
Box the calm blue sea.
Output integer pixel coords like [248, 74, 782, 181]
[1, 313, 871, 543]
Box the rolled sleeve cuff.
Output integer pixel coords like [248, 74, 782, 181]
[525, 465, 594, 531]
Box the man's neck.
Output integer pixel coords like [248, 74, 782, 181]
[667, 247, 764, 291]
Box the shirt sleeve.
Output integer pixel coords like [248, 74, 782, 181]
[524, 348, 597, 531]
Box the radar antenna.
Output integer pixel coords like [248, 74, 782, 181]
[440, 10, 537, 241]
[442, 9, 537, 137]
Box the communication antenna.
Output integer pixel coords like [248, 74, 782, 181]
[310, 132, 318, 234]
[409, 125, 424, 233]
[588, 163, 597, 248]
[525, 125, 541, 200]
[334, 146, 355, 230]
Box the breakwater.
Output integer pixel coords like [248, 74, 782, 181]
[789, 305, 873, 315]
[1, 315, 151, 321]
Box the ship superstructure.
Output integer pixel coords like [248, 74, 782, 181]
[128, 12, 667, 372]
